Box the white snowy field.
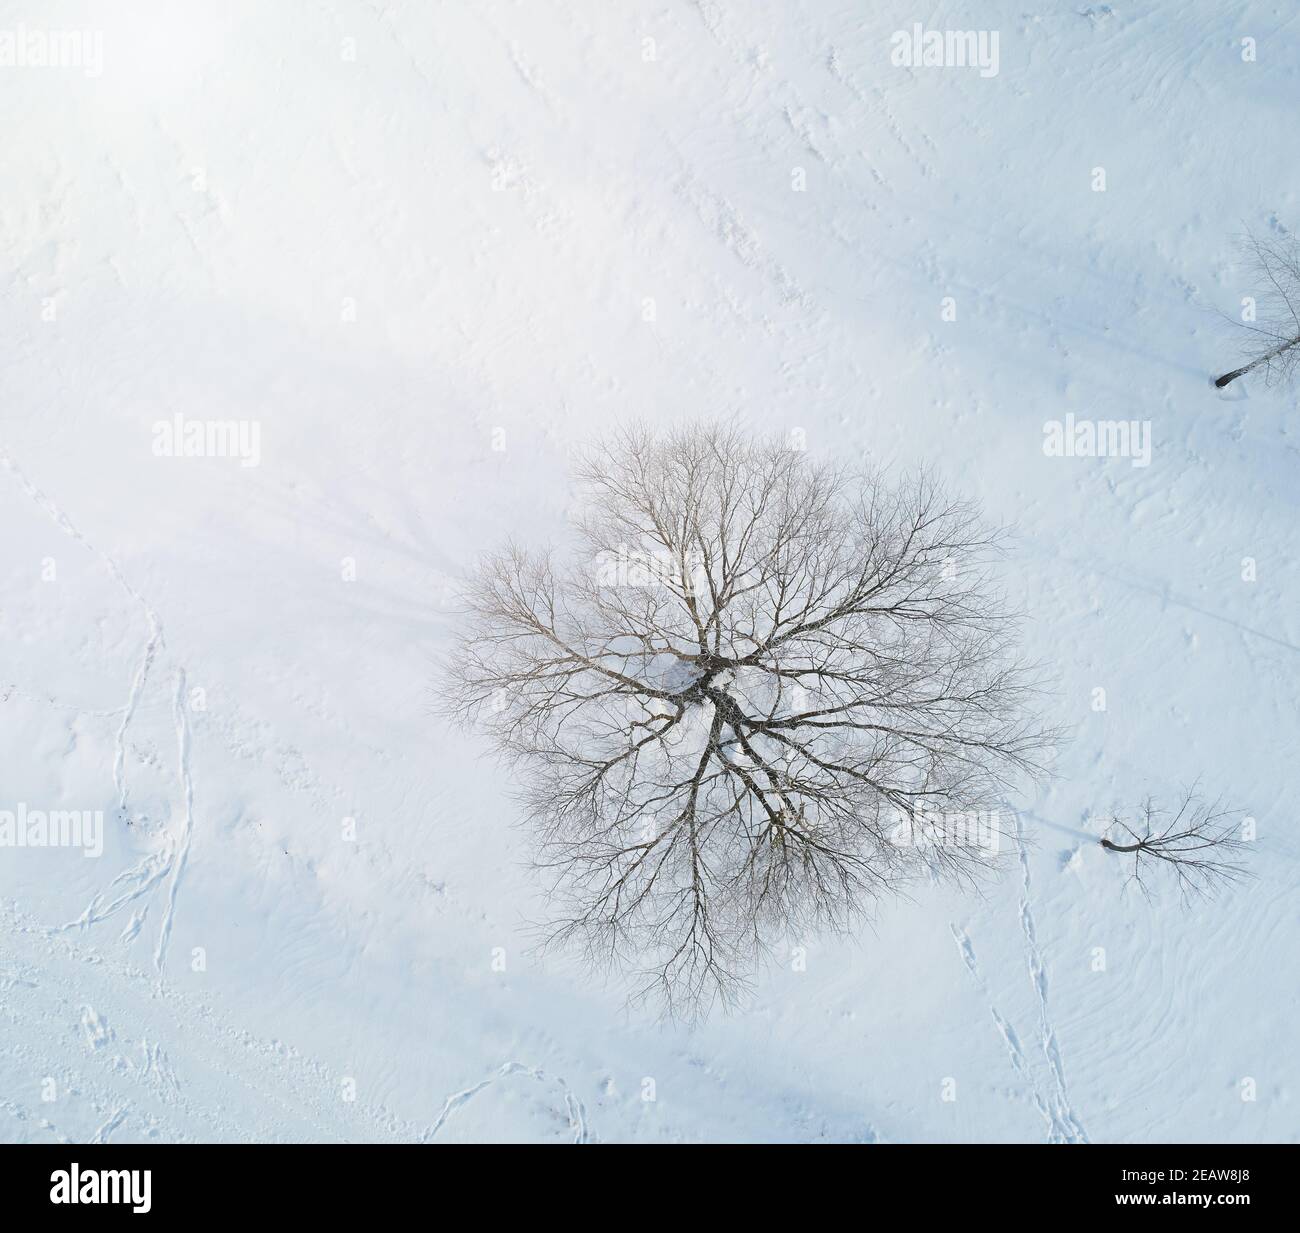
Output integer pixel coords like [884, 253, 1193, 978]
[0, 0, 1297, 1143]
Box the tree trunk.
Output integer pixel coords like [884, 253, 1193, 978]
[1100, 837, 1143, 853]
[1214, 363, 1254, 388]
[1215, 335, 1300, 387]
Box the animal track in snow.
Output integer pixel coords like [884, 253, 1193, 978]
[80, 1005, 114, 1051]
[949, 924, 1056, 1138]
[1014, 815, 1090, 1144]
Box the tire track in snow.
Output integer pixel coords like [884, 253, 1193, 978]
[1014, 814, 1090, 1144]
[0, 445, 166, 817]
[1, 446, 200, 968]
[63, 852, 171, 932]
[425, 1061, 590, 1143]
[113, 620, 164, 815]
[948, 924, 1056, 1139]
[155, 669, 196, 977]
[91, 1105, 130, 1143]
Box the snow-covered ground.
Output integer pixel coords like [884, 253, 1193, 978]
[1, 0, 1296, 1143]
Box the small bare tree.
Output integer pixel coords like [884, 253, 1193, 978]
[1100, 790, 1251, 901]
[444, 423, 1057, 1020]
[1215, 230, 1300, 387]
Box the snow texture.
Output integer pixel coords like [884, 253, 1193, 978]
[0, 0, 1296, 1142]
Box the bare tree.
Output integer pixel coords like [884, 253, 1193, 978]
[1100, 790, 1251, 901]
[444, 423, 1058, 1020]
[1215, 230, 1300, 387]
